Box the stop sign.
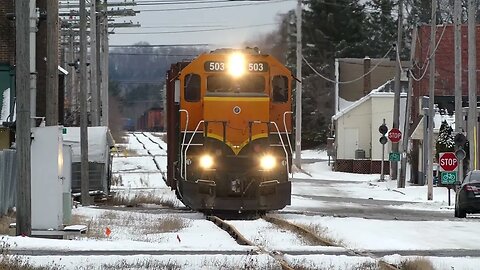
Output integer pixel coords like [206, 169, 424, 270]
[388, 128, 402, 143]
[439, 152, 458, 171]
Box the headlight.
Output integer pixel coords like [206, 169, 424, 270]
[199, 154, 214, 169]
[228, 53, 245, 78]
[260, 155, 276, 170]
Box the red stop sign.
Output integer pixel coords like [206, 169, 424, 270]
[388, 128, 402, 143]
[439, 152, 458, 171]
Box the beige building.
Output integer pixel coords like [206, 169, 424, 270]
[335, 57, 409, 114]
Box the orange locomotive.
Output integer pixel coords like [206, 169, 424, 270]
[165, 48, 293, 213]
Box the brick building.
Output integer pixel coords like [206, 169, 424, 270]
[412, 24, 480, 119]
[410, 24, 480, 183]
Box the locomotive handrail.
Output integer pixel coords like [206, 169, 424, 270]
[283, 111, 294, 157]
[184, 120, 205, 181]
[269, 121, 291, 177]
[179, 109, 189, 179]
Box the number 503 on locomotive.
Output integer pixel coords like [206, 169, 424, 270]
[165, 48, 293, 213]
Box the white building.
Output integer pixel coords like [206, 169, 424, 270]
[332, 80, 407, 174]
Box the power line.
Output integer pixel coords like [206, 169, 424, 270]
[115, 23, 277, 34]
[109, 44, 211, 47]
[110, 53, 198, 56]
[136, 0, 292, 12]
[303, 47, 394, 84]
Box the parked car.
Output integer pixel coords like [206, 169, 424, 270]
[455, 170, 480, 218]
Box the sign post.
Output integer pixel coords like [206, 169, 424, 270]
[379, 120, 388, 182]
[439, 152, 459, 206]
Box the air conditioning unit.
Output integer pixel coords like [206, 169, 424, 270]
[355, 149, 366, 159]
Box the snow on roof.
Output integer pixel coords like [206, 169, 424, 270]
[62, 126, 114, 163]
[332, 80, 393, 121]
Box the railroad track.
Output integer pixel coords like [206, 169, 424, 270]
[131, 132, 164, 171]
[207, 214, 400, 270]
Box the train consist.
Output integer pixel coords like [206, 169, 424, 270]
[136, 107, 164, 131]
[165, 48, 293, 213]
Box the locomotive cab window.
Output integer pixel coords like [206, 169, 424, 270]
[272, 75, 288, 103]
[184, 74, 201, 102]
[207, 74, 265, 95]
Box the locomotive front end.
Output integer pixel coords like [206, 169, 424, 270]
[170, 48, 292, 213]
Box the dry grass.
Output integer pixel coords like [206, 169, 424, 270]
[399, 257, 434, 270]
[0, 214, 15, 235]
[108, 192, 177, 208]
[110, 175, 123, 186]
[1, 237, 62, 270]
[71, 211, 191, 239]
[111, 130, 127, 145]
[112, 145, 138, 157]
[300, 222, 341, 246]
[98, 259, 181, 270]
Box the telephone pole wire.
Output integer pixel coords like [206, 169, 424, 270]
[16, 0, 32, 236]
[294, 0, 302, 169]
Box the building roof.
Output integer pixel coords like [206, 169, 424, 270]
[333, 80, 407, 121]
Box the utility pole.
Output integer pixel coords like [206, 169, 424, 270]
[46, 0, 59, 126]
[455, 0, 462, 135]
[454, 0, 464, 181]
[427, 0, 437, 201]
[16, 0, 32, 236]
[90, 0, 99, 126]
[400, 27, 417, 187]
[294, 0, 302, 169]
[393, 0, 403, 184]
[96, 0, 102, 124]
[468, 0, 477, 171]
[80, 0, 90, 206]
[29, 0, 37, 128]
[101, 0, 109, 126]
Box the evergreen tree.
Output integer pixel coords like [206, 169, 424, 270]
[435, 120, 454, 160]
[364, 0, 397, 58]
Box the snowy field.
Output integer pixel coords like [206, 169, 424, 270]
[2, 132, 480, 269]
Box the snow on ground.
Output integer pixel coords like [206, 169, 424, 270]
[2, 134, 479, 270]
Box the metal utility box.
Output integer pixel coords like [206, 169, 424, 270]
[62, 126, 113, 195]
[62, 145, 73, 224]
[0, 127, 13, 150]
[31, 126, 64, 230]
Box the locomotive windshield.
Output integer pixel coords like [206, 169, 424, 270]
[207, 75, 265, 94]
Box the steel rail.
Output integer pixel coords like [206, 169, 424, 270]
[265, 215, 400, 270]
[206, 215, 295, 270]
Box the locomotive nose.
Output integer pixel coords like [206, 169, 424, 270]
[203, 96, 269, 154]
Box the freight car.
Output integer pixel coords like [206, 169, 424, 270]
[137, 107, 164, 131]
[165, 48, 293, 213]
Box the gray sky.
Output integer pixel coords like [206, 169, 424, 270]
[109, 0, 296, 46]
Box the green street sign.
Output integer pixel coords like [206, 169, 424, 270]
[441, 172, 457, 185]
[389, 152, 400, 162]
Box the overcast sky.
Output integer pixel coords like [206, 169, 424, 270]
[109, 0, 296, 47]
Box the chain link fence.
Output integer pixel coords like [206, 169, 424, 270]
[0, 150, 16, 216]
